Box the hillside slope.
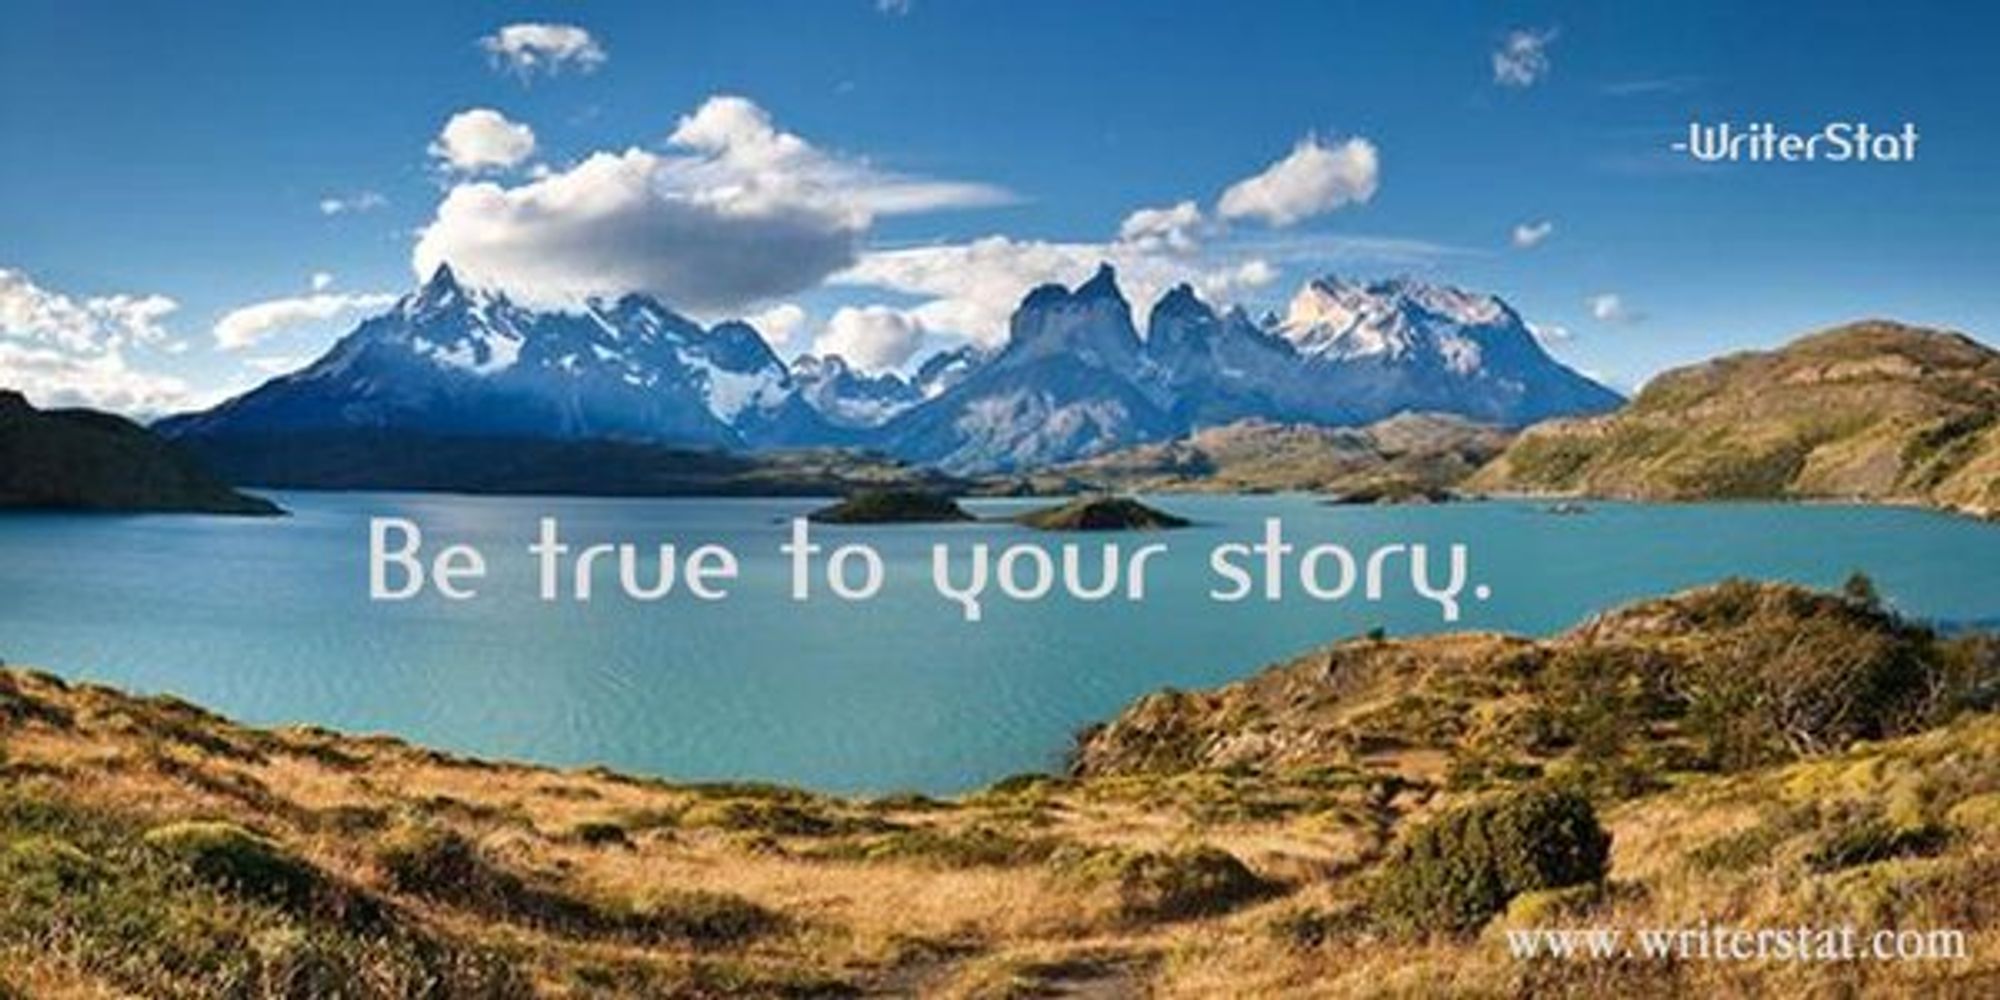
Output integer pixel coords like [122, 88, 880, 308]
[0, 390, 278, 515]
[2, 580, 1996, 997]
[1038, 413, 1511, 498]
[1468, 322, 2000, 517]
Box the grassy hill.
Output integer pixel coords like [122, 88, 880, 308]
[1468, 322, 2000, 517]
[0, 390, 278, 515]
[2, 579, 1996, 996]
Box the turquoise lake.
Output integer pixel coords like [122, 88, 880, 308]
[1, 493, 1996, 794]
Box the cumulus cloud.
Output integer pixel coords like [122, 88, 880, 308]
[310, 271, 334, 292]
[412, 94, 1009, 312]
[213, 291, 398, 350]
[1589, 293, 1641, 324]
[1217, 136, 1379, 227]
[318, 191, 387, 216]
[429, 109, 537, 173]
[0, 268, 176, 353]
[0, 268, 192, 413]
[836, 237, 1289, 349]
[480, 23, 606, 78]
[1118, 200, 1206, 253]
[814, 305, 926, 372]
[1493, 28, 1557, 88]
[0, 341, 193, 415]
[745, 302, 808, 347]
[1511, 220, 1555, 248]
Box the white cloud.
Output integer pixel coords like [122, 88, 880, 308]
[837, 237, 1294, 349]
[316, 191, 386, 217]
[1493, 28, 1557, 88]
[412, 94, 1009, 313]
[429, 108, 537, 173]
[815, 306, 926, 372]
[1118, 200, 1205, 253]
[1216, 258, 1278, 292]
[213, 292, 397, 350]
[1511, 220, 1555, 248]
[0, 268, 192, 414]
[0, 268, 176, 353]
[1217, 136, 1379, 227]
[0, 341, 194, 416]
[1589, 293, 1641, 324]
[310, 271, 334, 292]
[746, 303, 808, 347]
[875, 0, 914, 14]
[480, 23, 606, 79]
[318, 191, 386, 216]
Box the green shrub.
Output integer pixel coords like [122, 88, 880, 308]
[3, 835, 107, 893]
[1805, 816, 1949, 873]
[567, 820, 633, 848]
[374, 823, 782, 947]
[142, 821, 329, 914]
[373, 824, 526, 912]
[0, 795, 523, 997]
[1051, 843, 1271, 922]
[817, 825, 1060, 869]
[636, 889, 783, 946]
[1371, 786, 1610, 935]
[680, 798, 883, 837]
[1687, 825, 1789, 874]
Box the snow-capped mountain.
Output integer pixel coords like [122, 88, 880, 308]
[790, 354, 923, 429]
[158, 265, 830, 449]
[160, 262, 1620, 477]
[911, 344, 989, 399]
[876, 265, 1179, 472]
[1273, 277, 1623, 425]
[874, 267, 1622, 472]
[1142, 285, 1303, 427]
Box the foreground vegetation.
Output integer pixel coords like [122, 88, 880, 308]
[2, 578, 1997, 996]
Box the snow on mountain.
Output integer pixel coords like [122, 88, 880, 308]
[159, 265, 829, 449]
[876, 267, 1622, 472]
[911, 344, 989, 399]
[790, 353, 923, 429]
[1272, 275, 1624, 426]
[158, 262, 1620, 476]
[877, 265, 1176, 472]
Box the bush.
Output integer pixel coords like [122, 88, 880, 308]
[567, 820, 633, 848]
[1805, 815, 1949, 873]
[636, 889, 784, 946]
[817, 825, 1060, 869]
[143, 821, 329, 914]
[1371, 786, 1610, 935]
[374, 824, 526, 911]
[0, 801, 523, 997]
[1051, 843, 1271, 922]
[374, 823, 782, 947]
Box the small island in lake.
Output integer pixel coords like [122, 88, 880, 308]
[0, 390, 280, 516]
[1014, 495, 1191, 531]
[808, 488, 974, 524]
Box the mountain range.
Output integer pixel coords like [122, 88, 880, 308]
[158, 264, 1620, 476]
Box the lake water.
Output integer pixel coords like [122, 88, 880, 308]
[1, 493, 1996, 794]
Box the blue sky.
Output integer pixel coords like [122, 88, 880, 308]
[2, 0, 1996, 414]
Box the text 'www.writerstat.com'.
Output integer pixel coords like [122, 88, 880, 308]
[1504, 923, 1969, 963]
